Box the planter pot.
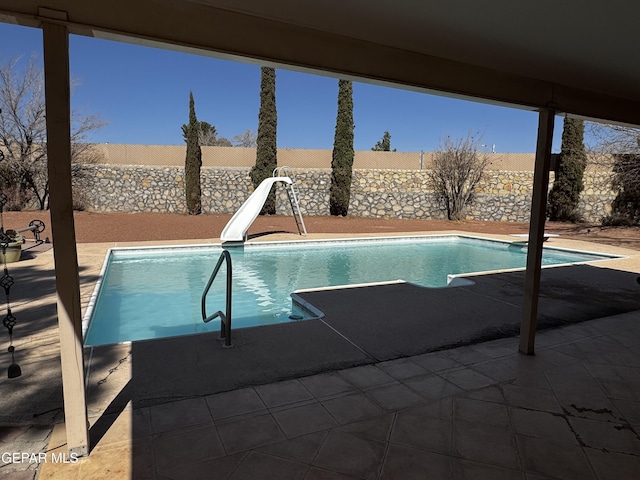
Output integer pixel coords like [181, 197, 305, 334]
[0, 242, 22, 263]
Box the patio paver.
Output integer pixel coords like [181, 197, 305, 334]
[3, 233, 640, 479]
[6, 310, 640, 479]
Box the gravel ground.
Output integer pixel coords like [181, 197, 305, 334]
[2, 210, 640, 251]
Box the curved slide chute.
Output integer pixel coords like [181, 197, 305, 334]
[221, 176, 293, 243]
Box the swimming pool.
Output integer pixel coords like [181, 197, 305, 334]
[83, 235, 617, 346]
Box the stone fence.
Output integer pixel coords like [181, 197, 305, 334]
[79, 164, 616, 223]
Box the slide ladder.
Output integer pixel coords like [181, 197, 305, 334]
[274, 167, 307, 236]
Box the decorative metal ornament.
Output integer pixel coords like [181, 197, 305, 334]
[0, 267, 14, 295]
[0, 192, 20, 378]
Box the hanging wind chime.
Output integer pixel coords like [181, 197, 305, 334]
[0, 149, 21, 378]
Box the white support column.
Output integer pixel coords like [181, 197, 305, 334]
[519, 109, 555, 355]
[42, 20, 89, 456]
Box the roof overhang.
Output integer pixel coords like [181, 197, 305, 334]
[2, 0, 639, 125]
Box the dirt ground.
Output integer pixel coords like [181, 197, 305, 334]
[2, 210, 639, 251]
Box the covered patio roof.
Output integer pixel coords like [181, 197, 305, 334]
[1, 0, 638, 456]
[3, 0, 640, 125]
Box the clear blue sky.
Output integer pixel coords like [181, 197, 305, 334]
[1, 23, 565, 153]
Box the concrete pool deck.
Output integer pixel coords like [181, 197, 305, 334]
[1, 231, 640, 479]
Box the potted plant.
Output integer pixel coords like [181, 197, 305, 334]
[0, 229, 24, 263]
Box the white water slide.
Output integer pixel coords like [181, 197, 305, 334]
[220, 176, 306, 243]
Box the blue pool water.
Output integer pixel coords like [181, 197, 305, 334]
[83, 235, 615, 346]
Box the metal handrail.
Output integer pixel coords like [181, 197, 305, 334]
[273, 166, 292, 177]
[201, 250, 233, 347]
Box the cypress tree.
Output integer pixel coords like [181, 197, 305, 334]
[184, 92, 202, 215]
[548, 117, 587, 221]
[250, 66, 277, 214]
[329, 80, 355, 216]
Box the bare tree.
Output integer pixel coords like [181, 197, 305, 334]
[587, 122, 640, 156]
[586, 122, 640, 179]
[233, 129, 257, 147]
[0, 55, 104, 210]
[586, 122, 640, 224]
[428, 134, 489, 221]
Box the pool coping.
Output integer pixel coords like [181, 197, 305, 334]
[80, 233, 627, 347]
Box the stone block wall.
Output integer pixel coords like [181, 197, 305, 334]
[80, 164, 615, 223]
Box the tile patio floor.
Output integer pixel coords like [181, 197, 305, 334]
[31, 310, 640, 480]
[2, 233, 640, 479]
